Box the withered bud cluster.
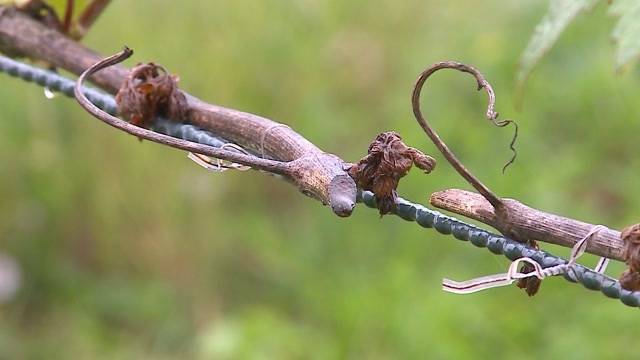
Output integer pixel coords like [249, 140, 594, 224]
[115, 63, 188, 128]
[620, 224, 640, 291]
[349, 131, 436, 215]
[517, 253, 541, 297]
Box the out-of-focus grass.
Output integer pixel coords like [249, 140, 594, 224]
[0, 1, 639, 358]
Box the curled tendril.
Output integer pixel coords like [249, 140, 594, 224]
[411, 61, 518, 209]
[73, 46, 290, 175]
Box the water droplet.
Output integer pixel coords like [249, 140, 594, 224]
[44, 87, 56, 99]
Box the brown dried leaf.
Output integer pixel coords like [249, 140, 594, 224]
[115, 62, 188, 129]
[349, 131, 436, 215]
[409, 148, 437, 172]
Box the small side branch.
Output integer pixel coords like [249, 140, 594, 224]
[75, 0, 112, 38]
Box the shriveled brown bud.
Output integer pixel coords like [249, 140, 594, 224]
[516, 262, 542, 296]
[513, 239, 542, 296]
[410, 148, 437, 172]
[115, 63, 188, 129]
[622, 224, 640, 270]
[349, 131, 436, 215]
[619, 224, 640, 291]
[620, 269, 640, 292]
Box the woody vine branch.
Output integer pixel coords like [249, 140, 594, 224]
[0, 4, 636, 288]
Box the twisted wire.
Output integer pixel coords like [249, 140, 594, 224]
[0, 55, 229, 148]
[2, 55, 637, 308]
[358, 191, 640, 308]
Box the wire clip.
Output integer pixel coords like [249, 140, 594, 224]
[443, 225, 608, 294]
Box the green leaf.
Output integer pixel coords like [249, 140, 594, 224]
[609, 0, 640, 69]
[516, 0, 600, 88]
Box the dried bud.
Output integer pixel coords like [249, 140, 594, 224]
[620, 269, 640, 292]
[515, 239, 541, 296]
[619, 223, 640, 291]
[349, 131, 436, 215]
[622, 224, 640, 270]
[410, 148, 437, 171]
[516, 262, 541, 296]
[115, 63, 188, 129]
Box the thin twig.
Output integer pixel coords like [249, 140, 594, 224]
[75, 0, 111, 38]
[62, 0, 74, 34]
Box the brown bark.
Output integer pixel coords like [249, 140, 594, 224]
[0, 5, 631, 263]
[0, 6, 357, 216]
[430, 189, 624, 260]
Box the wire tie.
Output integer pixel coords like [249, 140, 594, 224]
[442, 225, 608, 294]
[260, 123, 290, 159]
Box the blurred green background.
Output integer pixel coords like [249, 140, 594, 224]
[1, 1, 639, 359]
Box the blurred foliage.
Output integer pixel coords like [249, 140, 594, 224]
[516, 0, 599, 89]
[0, 1, 639, 359]
[1, 0, 91, 16]
[610, 0, 640, 68]
[518, 0, 640, 90]
[1, 0, 95, 39]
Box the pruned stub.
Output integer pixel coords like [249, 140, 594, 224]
[115, 62, 188, 128]
[289, 152, 357, 217]
[349, 131, 436, 215]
